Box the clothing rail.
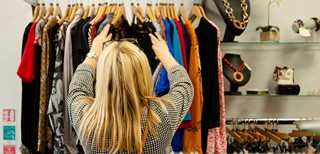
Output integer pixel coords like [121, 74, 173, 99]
[226, 118, 320, 125]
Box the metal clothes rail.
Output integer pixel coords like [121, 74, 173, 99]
[226, 118, 320, 125]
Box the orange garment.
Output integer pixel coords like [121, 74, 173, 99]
[182, 20, 203, 153]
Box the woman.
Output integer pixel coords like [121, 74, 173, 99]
[67, 24, 194, 153]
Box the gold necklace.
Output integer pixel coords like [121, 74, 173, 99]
[222, 0, 250, 30]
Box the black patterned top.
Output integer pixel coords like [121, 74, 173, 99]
[67, 64, 194, 153]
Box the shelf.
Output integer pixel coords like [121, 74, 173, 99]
[225, 94, 320, 97]
[220, 42, 320, 52]
[221, 42, 320, 45]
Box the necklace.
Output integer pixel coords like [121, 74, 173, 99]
[223, 57, 246, 82]
[222, 0, 250, 30]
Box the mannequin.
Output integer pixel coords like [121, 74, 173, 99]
[204, 0, 251, 42]
[223, 53, 251, 94]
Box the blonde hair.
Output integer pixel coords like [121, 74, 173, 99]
[77, 41, 173, 153]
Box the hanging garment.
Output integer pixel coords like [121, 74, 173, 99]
[21, 19, 47, 154]
[83, 15, 95, 52]
[37, 18, 58, 153]
[196, 17, 220, 153]
[17, 22, 38, 83]
[172, 19, 192, 127]
[131, 19, 158, 72]
[182, 20, 204, 154]
[90, 14, 106, 43]
[71, 17, 85, 70]
[20, 22, 36, 154]
[47, 19, 70, 154]
[73, 17, 91, 71]
[63, 9, 84, 154]
[152, 16, 167, 95]
[174, 19, 188, 70]
[169, 19, 188, 152]
[206, 20, 227, 153]
[48, 23, 60, 103]
[179, 20, 190, 68]
[154, 19, 174, 96]
[169, 20, 183, 66]
[97, 12, 115, 35]
[110, 15, 133, 40]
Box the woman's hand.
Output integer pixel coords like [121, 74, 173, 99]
[149, 33, 179, 70]
[90, 24, 113, 57]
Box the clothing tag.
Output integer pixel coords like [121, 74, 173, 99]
[299, 27, 311, 37]
[245, 63, 252, 71]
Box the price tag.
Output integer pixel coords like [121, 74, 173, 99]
[299, 27, 311, 37]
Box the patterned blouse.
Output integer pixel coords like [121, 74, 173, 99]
[67, 64, 194, 153]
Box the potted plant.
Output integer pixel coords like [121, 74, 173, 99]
[256, 0, 282, 42]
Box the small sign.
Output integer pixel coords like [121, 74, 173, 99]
[3, 144, 15, 154]
[3, 126, 15, 140]
[3, 109, 16, 123]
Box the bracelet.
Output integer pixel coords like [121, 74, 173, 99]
[311, 17, 320, 31]
[294, 19, 305, 28]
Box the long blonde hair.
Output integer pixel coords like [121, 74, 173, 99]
[77, 41, 172, 153]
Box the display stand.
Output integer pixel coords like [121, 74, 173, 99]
[205, 0, 250, 42]
[223, 53, 251, 95]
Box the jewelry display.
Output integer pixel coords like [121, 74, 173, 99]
[294, 19, 305, 28]
[223, 57, 246, 82]
[311, 17, 320, 31]
[222, 0, 250, 30]
[272, 66, 300, 95]
[222, 53, 251, 95]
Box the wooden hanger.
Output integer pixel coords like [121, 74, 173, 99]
[160, 2, 167, 18]
[137, 1, 145, 18]
[111, 2, 124, 25]
[79, 1, 85, 11]
[69, 3, 79, 21]
[267, 120, 291, 143]
[110, 2, 118, 13]
[154, 0, 160, 18]
[104, 2, 111, 15]
[68, 3, 74, 18]
[178, 2, 187, 23]
[44, 2, 54, 21]
[58, 4, 70, 25]
[90, 3, 107, 24]
[197, 2, 209, 21]
[52, 2, 62, 20]
[35, 3, 47, 22]
[165, 2, 172, 20]
[94, 2, 101, 16]
[247, 120, 266, 143]
[82, 3, 90, 19]
[88, 3, 95, 17]
[256, 125, 282, 145]
[226, 127, 244, 144]
[131, 2, 144, 23]
[31, 3, 40, 22]
[170, 1, 178, 20]
[289, 129, 314, 137]
[146, 1, 156, 21]
[188, 3, 202, 23]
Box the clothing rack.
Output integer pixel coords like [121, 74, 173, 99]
[226, 118, 320, 125]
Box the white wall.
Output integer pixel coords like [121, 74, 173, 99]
[0, 1, 33, 153]
[1, 0, 320, 153]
